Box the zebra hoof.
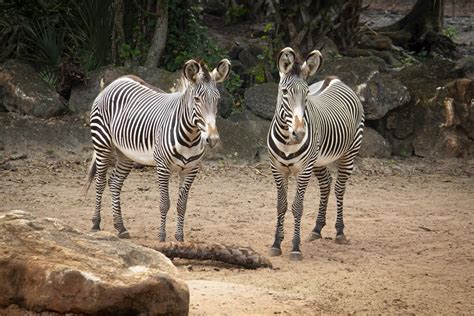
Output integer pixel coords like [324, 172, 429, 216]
[90, 227, 100, 232]
[268, 247, 282, 257]
[289, 251, 303, 261]
[335, 234, 348, 244]
[118, 231, 131, 239]
[307, 232, 322, 242]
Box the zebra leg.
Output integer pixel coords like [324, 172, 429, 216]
[175, 167, 199, 242]
[289, 167, 313, 261]
[109, 153, 134, 238]
[269, 165, 288, 257]
[156, 166, 171, 242]
[334, 157, 355, 244]
[308, 166, 332, 241]
[91, 152, 112, 231]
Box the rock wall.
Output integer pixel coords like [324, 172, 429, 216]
[1, 51, 473, 160]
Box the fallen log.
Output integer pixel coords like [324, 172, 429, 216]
[150, 242, 273, 269]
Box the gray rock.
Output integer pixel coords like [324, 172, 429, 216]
[314, 56, 410, 120]
[0, 60, 64, 118]
[359, 127, 392, 158]
[135, 66, 181, 91]
[206, 110, 270, 162]
[358, 72, 411, 120]
[314, 56, 387, 86]
[238, 48, 259, 69]
[244, 83, 278, 120]
[218, 86, 234, 119]
[68, 65, 130, 113]
[0, 113, 90, 154]
[229, 45, 244, 60]
[412, 79, 474, 158]
[69, 65, 181, 114]
[451, 56, 474, 80]
[319, 36, 339, 61]
[0, 210, 189, 315]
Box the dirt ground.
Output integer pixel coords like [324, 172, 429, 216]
[1, 153, 473, 315]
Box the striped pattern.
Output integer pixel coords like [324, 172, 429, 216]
[267, 48, 364, 260]
[85, 59, 230, 241]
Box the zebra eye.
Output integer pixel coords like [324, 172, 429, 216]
[194, 96, 200, 103]
[282, 89, 288, 95]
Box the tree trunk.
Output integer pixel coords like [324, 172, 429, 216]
[150, 242, 273, 269]
[144, 0, 169, 68]
[379, 0, 444, 36]
[377, 0, 456, 57]
[271, 0, 362, 56]
[111, 0, 125, 65]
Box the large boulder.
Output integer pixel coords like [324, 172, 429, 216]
[314, 56, 411, 120]
[0, 60, 64, 118]
[0, 113, 90, 154]
[311, 56, 410, 120]
[0, 210, 189, 315]
[206, 110, 270, 162]
[135, 66, 181, 91]
[68, 65, 130, 113]
[356, 72, 411, 120]
[451, 56, 474, 80]
[359, 127, 392, 158]
[244, 83, 278, 120]
[69, 65, 180, 114]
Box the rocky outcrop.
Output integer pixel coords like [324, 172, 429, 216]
[68, 65, 180, 114]
[359, 127, 392, 158]
[315, 56, 411, 120]
[411, 78, 474, 158]
[244, 83, 278, 120]
[379, 58, 473, 158]
[0, 60, 64, 118]
[0, 210, 189, 315]
[206, 110, 270, 162]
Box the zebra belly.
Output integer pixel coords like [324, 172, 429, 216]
[116, 144, 156, 166]
[314, 154, 340, 167]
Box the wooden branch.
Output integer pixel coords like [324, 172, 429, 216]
[151, 242, 273, 269]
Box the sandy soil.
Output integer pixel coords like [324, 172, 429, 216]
[1, 154, 473, 315]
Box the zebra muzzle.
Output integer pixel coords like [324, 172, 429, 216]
[206, 134, 220, 148]
[205, 123, 220, 148]
[290, 116, 305, 143]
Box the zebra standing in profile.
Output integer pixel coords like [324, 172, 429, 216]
[85, 58, 231, 241]
[267, 47, 364, 261]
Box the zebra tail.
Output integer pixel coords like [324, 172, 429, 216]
[83, 151, 97, 197]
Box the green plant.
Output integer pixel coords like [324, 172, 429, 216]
[224, 72, 243, 107]
[443, 26, 457, 39]
[164, 2, 227, 72]
[24, 20, 64, 85]
[70, 0, 113, 71]
[119, 43, 141, 61]
[224, 5, 249, 25]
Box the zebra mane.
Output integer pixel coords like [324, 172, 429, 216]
[288, 61, 303, 77]
[172, 77, 189, 93]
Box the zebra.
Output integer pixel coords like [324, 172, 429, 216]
[267, 47, 364, 261]
[85, 58, 231, 241]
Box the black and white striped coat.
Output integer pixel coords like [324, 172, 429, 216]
[85, 59, 231, 241]
[267, 47, 364, 261]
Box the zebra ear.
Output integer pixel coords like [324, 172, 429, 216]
[301, 50, 322, 79]
[183, 60, 201, 83]
[211, 59, 231, 83]
[277, 47, 296, 76]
